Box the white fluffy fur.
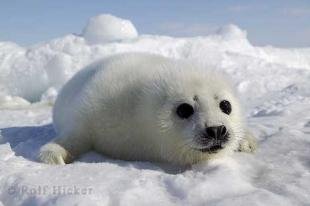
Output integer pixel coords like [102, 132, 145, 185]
[39, 53, 256, 166]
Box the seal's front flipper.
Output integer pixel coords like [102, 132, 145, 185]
[38, 133, 91, 165]
[238, 129, 257, 153]
[38, 141, 72, 165]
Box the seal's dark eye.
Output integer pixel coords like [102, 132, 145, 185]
[219, 100, 232, 115]
[176, 103, 194, 119]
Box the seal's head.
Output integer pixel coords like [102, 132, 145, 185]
[142, 63, 244, 165]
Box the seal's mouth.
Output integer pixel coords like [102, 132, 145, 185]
[198, 145, 223, 153]
[193, 133, 229, 153]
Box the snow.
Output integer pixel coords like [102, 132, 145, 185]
[82, 14, 138, 44]
[0, 95, 30, 109]
[0, 14, 310, 205]
[216, 24, 247, 40]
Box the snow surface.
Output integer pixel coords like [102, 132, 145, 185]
[0, 14, 310, 206]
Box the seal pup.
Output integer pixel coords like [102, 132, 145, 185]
[39, 53, 256, 165]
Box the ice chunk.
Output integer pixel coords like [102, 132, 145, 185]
[82, 14, 138, 44]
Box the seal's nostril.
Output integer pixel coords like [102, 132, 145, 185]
[206, 127, 217, 138]
[220, 126, 227, 136]
[206, 125, 227, 139]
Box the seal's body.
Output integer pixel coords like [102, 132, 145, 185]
[39, 53, 256, 165]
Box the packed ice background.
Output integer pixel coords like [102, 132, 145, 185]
[0, 14, 309, 206]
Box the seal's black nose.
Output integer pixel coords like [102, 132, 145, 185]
[206, 125, 228, 140]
